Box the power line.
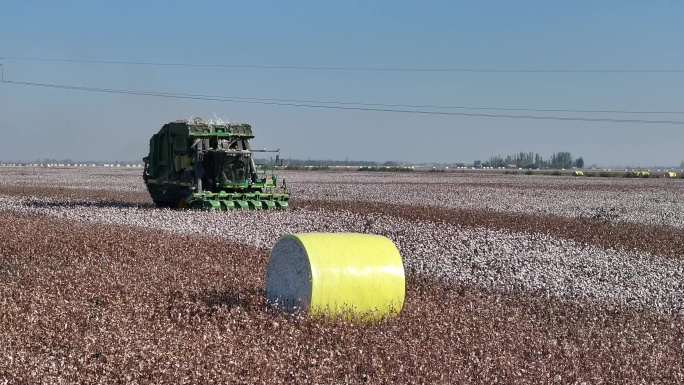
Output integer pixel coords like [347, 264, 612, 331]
[2, 78, 682, 115]
[2, 56, 684, 74]
[3, 79, 684, 125]
[116, 92, 684, 116]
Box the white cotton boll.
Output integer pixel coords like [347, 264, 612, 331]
[266, 237, 311, 312]
[0, 168, 683, 316]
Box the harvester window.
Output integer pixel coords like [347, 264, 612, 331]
[174, 155, 192, 172]
[220, 156, 249, 184]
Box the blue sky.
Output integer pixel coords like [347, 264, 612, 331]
[1, 1, 683, 166]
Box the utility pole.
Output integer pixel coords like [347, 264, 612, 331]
[0, 64, 4, 81]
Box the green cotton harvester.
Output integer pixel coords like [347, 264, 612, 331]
[143, 118, 289, 210]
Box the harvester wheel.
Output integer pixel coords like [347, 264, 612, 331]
[153, 200, 172, 208]
[176, 192, 191, 209]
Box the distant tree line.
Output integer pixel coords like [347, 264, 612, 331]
[259, 154, 587, 169]
[26, 154, 585, 169]
[268, 158, 383, 167]
[475, 151, 584, 169]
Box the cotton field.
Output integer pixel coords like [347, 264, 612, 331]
[0, 167, 682, 383]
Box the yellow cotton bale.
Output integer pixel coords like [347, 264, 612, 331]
[266, 233, 405, 318]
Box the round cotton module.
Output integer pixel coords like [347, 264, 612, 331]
[266, 233, 405, 318]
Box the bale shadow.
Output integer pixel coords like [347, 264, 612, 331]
[191, 286, 266, 311]
[166, 286, 269, 322]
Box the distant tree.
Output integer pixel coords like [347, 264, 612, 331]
[477, 150, 581, 169]
[550, 152, 573, 169]
[489, 156, 505, 168]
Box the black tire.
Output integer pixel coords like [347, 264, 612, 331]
[153, 200, 172, 208]
[175, 190, 192, 209]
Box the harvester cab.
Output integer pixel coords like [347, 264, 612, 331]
[143, 118, 289, 210]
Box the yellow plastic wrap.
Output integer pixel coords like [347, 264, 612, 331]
[266, 233, 405, 318]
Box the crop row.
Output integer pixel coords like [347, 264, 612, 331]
[1, 168, 683, 382]
[2, 195, 682, 317]
[2, 168, 683, 227]
[1, 211, 682, 383]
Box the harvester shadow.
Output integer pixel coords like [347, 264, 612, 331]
[24, 198, 155, 210]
